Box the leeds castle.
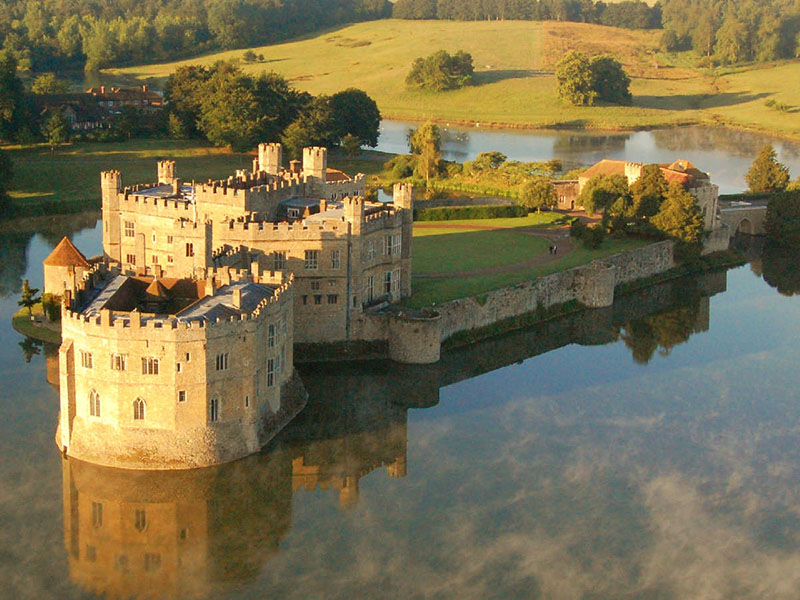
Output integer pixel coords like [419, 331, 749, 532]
[46, 143, 429, 470]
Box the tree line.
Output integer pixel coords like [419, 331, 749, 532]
[165, 62, 381, 155]
[392, 0, 662, 30]
[660, 0, 800, 63]
[0, 0, 391, 72]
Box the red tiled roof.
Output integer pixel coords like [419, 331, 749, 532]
[43, 237, 91, 268]
[326, 168, 352, 182]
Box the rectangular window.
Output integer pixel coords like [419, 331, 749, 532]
[215, 353, 228, 371]
[273, 251, 286, 270]
[124, 221, 135, 237]
[314, 295, 322, 305]
[392, 268, 401, 295]
[302, 295, 308, 305]
[304, 250, 318, 270]
[167, 255, 174, 264]
[268, 324, 276, 348]
[244, 395, 250, 409]
[167, 235, 174, 244]
[151, 254, 159, 264]
[331, 250, 340, 269]
[327, 294, 338, 305]
[80, 351, 93, 369]
[141, 357, 159, 375]
[92, 502, 103, 528]
[126, 254, 136, 266]
[385, 234, 401, 256]
[311, 280, 320, 291]
[288, 207, 300, 219]
[255, 370, 262, 397]
[267, 359, 275, 387]
[366, 241, 376, 261]
[185, 353, 190, 362]
[110, 354, 126, 371]
[151, 232, 156, 243]
[178, 390, 186, 403]
[364, 275, 374, 303]
[176, 362, 182, 373]
[185, 243, 194, 257]
[384, 271, 393, 295]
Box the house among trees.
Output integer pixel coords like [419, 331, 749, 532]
[85, 85, 164, 113]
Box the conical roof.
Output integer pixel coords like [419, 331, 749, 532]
[43, 237, 91, 268]
[145, 278, 170, 299]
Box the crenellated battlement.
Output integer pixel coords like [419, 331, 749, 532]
[223, 216, 348, 241]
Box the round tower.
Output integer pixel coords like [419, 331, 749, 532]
[258, 143, 282, 175]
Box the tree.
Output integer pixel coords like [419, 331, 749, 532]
[18, 279, 40, 316]
[0, 50, 25, 142]
[578, 174, 630, 216]
[242, 50, 258, 63]
[764, 191, 800, 246]
[281, 96, 337, 159]
[0, 148, 12, 219]
[746, 144, 790, 193]
[164, 65, 212, 139]
[329, 88, 381, 147]
[113, 105, 141, 140]
[392, 0, 437, 19]
[408, 121, 442, 186]
[630, 164, 668, 219]
[520, 176, 556, 212]
[555, 50, 596, 106]
[590, 55, 632, 105]
[342, 133, 362, 158]
[41, 111, 70, 151]
[199, 63, 265, 151]
[406, 50, 474, 91]
[651, 182, 704, 257]
[30, 72, 70, 95]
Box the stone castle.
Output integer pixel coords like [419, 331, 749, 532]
[46, 143, 423, 471]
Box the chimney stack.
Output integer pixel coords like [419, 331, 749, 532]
[232, 288, 242, 309]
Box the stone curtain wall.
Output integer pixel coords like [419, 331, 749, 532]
[438, 241, 675, 342]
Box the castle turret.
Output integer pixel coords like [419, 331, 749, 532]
[344, 196, 364, 236]
[624, 162, 643, 186]
[258, 143, 282, 175]
[394, 183, 414, 297]
[302, 147, 327, 194]
[101, 170, 122, 263]
[157, 160, 176, 185]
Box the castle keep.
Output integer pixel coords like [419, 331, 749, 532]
[99, 143, 413, 344]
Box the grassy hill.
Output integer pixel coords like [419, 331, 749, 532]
[110, 20, 800, 138]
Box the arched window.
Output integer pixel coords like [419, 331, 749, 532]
[89, 390, 100, 417]
[209, 396, 219, 423]
[134, 509, 147, 532]
[133, 398, 146, 421]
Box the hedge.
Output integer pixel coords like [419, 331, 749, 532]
[414, 204, 529, 221]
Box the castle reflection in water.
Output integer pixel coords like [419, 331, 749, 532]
[55, 269, 727, 599]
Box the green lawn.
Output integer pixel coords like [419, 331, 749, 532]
[110, 19, 800, 138]
[12, 303, 62, 344]
[414, 212, 564, 236]
[3, 140, 387, 216]
[406, 237, 648, 307]
[413, 229, 549, 274]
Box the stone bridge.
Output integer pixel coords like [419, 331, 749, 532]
[719, 200, 767, 236]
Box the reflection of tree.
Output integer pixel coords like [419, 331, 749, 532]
[618, 288, 703, 364]
[552, 132, 628, 158]
[760, 244, 800, 296]
[651, 127, 792, 157]
[0, 231, 32, 297]
[18, 336, 42, 363]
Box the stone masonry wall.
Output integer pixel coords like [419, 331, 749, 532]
[438, 241, 674, 342]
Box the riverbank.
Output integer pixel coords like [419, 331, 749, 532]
[11, 304, 61, 344]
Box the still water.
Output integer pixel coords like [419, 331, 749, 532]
[377, 121, 800, 195]
[3, 124, 800, 598]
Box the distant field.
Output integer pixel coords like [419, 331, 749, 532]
[110, 20, 800, 138]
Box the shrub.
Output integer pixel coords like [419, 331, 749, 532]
[414, 204, 529, 221]
[42, 293, 62, 322]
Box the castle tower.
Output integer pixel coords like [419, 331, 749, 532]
[394, 183, 414, 298]
[101, 170, 122, 263]
[258, 143, 282, 175]
[344, 196, 364, 236]
[157, 160, 176, 185]
[624, 162, 644, 186]
[302, 147, 327, 194]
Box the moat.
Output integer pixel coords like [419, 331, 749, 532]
[3, 125, 800, 598]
